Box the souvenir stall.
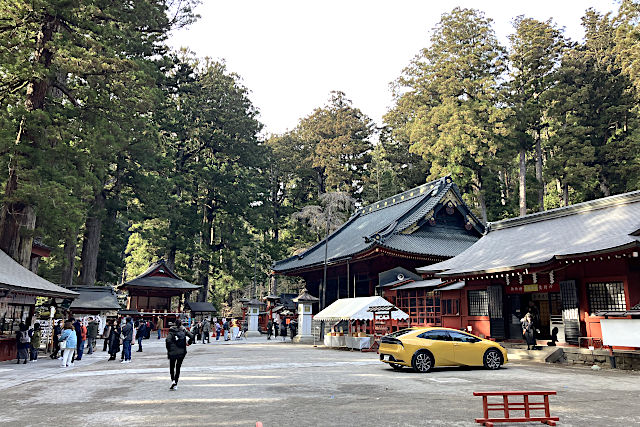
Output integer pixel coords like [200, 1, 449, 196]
[0, 250, 77, 361]
[314, 296, 409, 350]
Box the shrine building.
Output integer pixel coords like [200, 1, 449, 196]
[420, 190, 640, 349]
[273, 176, 484, 310]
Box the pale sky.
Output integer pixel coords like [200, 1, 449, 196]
[169, 0, 618, 136]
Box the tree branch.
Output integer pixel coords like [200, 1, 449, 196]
[51, 81, 79, 107]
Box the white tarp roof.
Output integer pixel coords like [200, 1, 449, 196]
[314, 296, 409, 321]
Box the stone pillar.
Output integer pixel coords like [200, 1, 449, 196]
[246, 301, 261, 337]
[292, 288, 319, 344]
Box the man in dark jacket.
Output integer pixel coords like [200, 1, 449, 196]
[136, 321, 147, 352]
[71, 317, 82, 362]
[121, 317, 133, 363]
[267, 320, 273, 340]
[86, 317, 99, 355]
[165, 319, 194, 390]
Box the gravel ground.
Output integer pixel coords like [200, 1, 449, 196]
[0, 337, 638, 426]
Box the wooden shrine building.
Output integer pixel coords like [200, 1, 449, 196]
[420, 190, 640, 349]
[120, 260, 199, 318]
[273, 176, 484, 309]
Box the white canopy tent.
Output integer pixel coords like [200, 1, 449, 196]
[314, 296, 409, 321]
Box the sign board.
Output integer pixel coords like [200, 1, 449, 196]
[506, 283, 560, 294]
[601, 319, 640, 347]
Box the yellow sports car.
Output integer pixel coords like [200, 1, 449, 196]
[379, 327, 508, 373]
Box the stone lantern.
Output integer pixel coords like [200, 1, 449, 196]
[292, 288, 319, 344]
[245, 298, 262, 337]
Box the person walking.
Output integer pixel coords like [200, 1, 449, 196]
[136, 321, 146, 352]
[521, 312, 535, 350]
[102, 319, 112, 352]
[59, 321, 77, 368]
[50, 320, 62, 359]
[86, 317, 99, 355]
[146, 320, 153, 339]
[156, 316, 164, 340]
[274, 319, 279, 339]
[107, 320, 121, 361]
[280, 320, 287, 342]
[71, 317, 81, 362]
[30, 323, 41, 362]
[166, 319, 194, 391]
[16, 323, 30, 364]
[267, 320, 273, 340]
[202, 318, 211, 344]
[215, 320, 221, 341]
[121, 317, 133, 363]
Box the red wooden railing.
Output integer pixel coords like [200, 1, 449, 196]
[474, 390, 559, 426]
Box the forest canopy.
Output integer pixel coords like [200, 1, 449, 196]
[1, 1, 639, 310]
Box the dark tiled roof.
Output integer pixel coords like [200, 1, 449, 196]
[378, 267, 421, 288]
[185, 301, 217, 312]
[421, 190, 640, 277]
[0, 250, 78, 298]
[122, 276, 200, 290]
[68, 286, 121, 310]
[274, 177, 483, 273]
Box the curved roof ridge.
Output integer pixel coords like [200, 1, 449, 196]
[489, 190, 640, 232]
[360, 176, 448, 216]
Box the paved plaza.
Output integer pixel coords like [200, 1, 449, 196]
[0, 338, 639, 426]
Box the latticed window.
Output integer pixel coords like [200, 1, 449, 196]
[588, 282, 626, 312]
[468, 290, 489, 316]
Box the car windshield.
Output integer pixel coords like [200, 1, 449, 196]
[385, 329, 413, 338]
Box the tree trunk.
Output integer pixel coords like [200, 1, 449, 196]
[196, 258, 209, 302]
[165, 244, 176, 273]
[599, 176, 611, 197]
[562, 182, 569, 206]
[61, 232, 77, 286]
[79, 192, 105, 286]
[0, 176, 36, 267]
[519, 148, 527, 217]
[472, 174, 488, 224]
[535, 134, 544, 212]
[0, 14, 58, 267]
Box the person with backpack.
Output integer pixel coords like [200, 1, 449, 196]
[16, 323, 30, 364]
[165, 319, 194, 390]
[30, 323, 41, 362]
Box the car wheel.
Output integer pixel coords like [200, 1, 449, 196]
[412, 351, 434, 373]
[390, 363, 403, 371]
[484, 349, 502, 370]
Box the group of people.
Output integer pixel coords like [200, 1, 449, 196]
[102, 317, 156, 362]
[47, 316, 100, 367]
[15, 322, 42, 364]
[190, 317, 246, 342]
[266, 318, 297, 341]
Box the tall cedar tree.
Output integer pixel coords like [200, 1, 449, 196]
[0, 0, 197, 268]
[508, 17, 565, 215]
[387, 8, 508, 223]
